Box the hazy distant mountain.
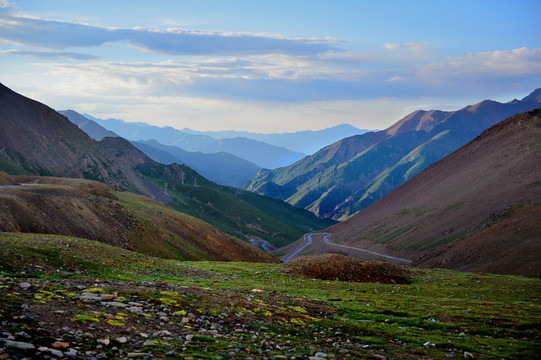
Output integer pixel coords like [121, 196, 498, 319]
[187, 137, 305, 169]
[244, 89, 541, 220]
[59, 110, 119, 140]
[132, 139, 261, 187]
[326, 108, 541, 277]
[181, 124, 371, 154]
[82, 114, 306, 169]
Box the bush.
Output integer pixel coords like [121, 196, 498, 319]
[287, 254, 412, 284]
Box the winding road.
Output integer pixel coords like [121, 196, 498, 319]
[282, 232, 314, 263]
[283, 232, 412, 264]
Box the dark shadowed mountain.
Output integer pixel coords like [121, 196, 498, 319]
[0, 83, 332, 247]
[244, 89, 541, 220]
[58, 110, 119, 140]
[82, 114, 306, 169]
[0, 82, 155, 196]
[323, 109, 541, 277]
[181, 124, 371, 155]
[132, 140, 260, 187]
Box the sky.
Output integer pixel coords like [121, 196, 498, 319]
[0, 0, 540, 133]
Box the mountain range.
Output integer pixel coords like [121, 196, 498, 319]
[180, 124, 370, 155]
[80, 113, 306, 169]
[0, 83, 333, 252]
[59, 110, 261, 187]
[244, 89, 541, 220]
[322, 108, 541, 277]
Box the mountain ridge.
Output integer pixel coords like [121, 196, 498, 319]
[324, 108, 541, 277]
[244, 89, 541, 220]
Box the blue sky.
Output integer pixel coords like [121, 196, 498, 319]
[0, 0, 539, 132]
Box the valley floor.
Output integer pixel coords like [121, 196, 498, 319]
[0, 233, 540, 359]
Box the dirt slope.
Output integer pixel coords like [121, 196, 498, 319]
[326, 109, 541, 277]
[0, 176, 278, 263]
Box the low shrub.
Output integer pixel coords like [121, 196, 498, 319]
[287, 254, 412, 284]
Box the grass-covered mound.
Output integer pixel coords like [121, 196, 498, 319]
[287, 254, 412, 284]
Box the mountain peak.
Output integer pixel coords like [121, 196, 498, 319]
[521, 88, 541, 103]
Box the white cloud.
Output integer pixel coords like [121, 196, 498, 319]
[383, 42, 432, 52]
[419, 47, 541, 86]
[0, 0, 10, 9]
[386, 75, 405, 82]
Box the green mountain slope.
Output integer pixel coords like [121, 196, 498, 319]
[244, 89, 541, 220]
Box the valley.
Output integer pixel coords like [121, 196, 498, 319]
[1, 3, 540, 359]
[1, 83, 540, 359]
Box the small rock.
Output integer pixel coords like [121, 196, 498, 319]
[142, 340, 157, 347]
[4, 340, 35, 350]
[464, 352, 474, 359]
[19, 282, 31, 289]
[115, 337, 128, 344]
[185, 334, 193, 341]
[97, 338, 110, 345]
[80, 292, 102, 301]
[181, 317, 190, 324]
[373, 355, 387, 360]
[64, 349, 78, 357]
[100, 293, 116, 301]
[52, 341, 70, 349]
[127, 353, 146, 358]
[102, 301, 128, 308]
[38, 346, 64, 358]
[127, 306, 143, 313]
[153, 330, 171, 338]
[315, 351, 328, 358]
[339, 349, 349, 354]
[15, 331, 31, 340]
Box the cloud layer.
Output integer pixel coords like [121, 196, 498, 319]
[0, 14, 338, 56]
[0, 6, 539, 132]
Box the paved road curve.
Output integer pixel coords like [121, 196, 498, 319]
[283, 232, 412, 264]
[321, 232, 412, 264]
[283, 233, 314, 263]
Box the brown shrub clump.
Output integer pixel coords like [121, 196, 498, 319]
[287, 254, 412, 284]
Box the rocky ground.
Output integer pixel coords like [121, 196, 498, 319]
[0, 233, 539, 359]
[0, 276, 362, 359]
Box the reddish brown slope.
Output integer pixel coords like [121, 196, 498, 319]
[0, 176, 278, 263]
[327, 109, 541, 277]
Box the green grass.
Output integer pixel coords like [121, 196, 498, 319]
[139, 169, 333, 248]
[1, 233, 540, 359]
